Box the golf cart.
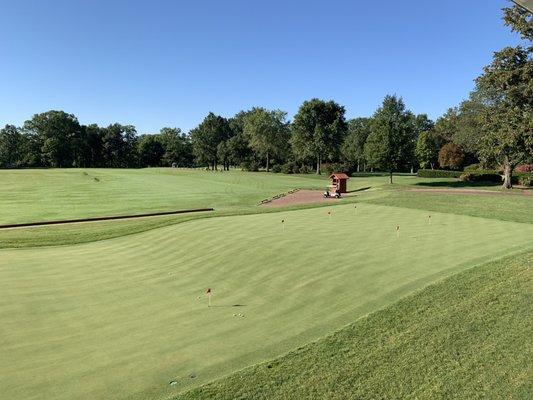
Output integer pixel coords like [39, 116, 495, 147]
[323, 186, 341, 198]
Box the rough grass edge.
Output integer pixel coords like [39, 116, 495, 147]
[173, 250, 532, 399]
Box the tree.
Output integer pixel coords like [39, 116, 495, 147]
[83, 124, 105, 167]
[438, 142, 464, 170]
[0, 125, 23, 167]
[23, 110, 82, 167]
[341, 118, 371, 172]
[291, 99, 347, 174]
[364, 95, 415, 183]
[243, 108, 289, 172]
[452, 95, 487, 157]
[159, 127, 191, 167]
[101, 124, 138, 167]
[137, 134, 165, 167]
[416, 131, 439, 169]
[190, 112, 231, 170]
[407, 113, 434, 172]
[473, 2, 532, 188]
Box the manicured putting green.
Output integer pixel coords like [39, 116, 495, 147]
[1, 204, 531, 400]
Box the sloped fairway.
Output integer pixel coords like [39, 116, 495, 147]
[0, 168, 327, 224]
[177, 253, 533, 400]
[1, 204, 532, 400]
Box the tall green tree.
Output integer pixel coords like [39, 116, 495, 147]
[415, 131, 439, 169]
[159, 127, 191, 167]
[408, 113, 434, 172]
[341, 118, 371, 172]
[137, 134, 165, 167]
[291, 99, 347, 174]
[190, 112, 231, 170]
[473, 2, 532, 188]
[243, 108, 289, 172]
[83, 124, 105, 167]
[23, 110, 82, 167]
[0, 125, 23, 167]
[101, 124, 138, 167]
[364, 95, 415, 183]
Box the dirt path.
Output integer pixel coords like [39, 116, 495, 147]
[408, 188, 532, 196]
[261, 190, 343, 207]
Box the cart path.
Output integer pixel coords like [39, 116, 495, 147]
[261, 189, 342, 207]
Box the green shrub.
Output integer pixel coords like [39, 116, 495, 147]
[281, 161, 296, 174]
[518, 175, 532, 187]
[417, 169, 462, 178]
[323, 162, 352, 175]
[464, 164, 481, 172]
[470, 172, 501, 183]
[298, 165, 311, 174]
[459, 172, 474, 182]
[271, 164, 281, 173]
[241, 160, 260, 172]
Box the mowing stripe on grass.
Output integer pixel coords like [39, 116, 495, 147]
[1, 203, 532, 400]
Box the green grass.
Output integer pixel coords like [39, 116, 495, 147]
[1, 203, 532, 400]
[0, 168, 331, 224]
[2, 169, 530, 249]
[177, 252, 533, 400]
[362, 189, 533, 224]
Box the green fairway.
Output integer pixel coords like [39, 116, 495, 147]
[0, 168, 445, 225]
[1, 203, 532, 400]
[0, 168, 330, 224]
[177, 252, 533, 400]
[3, 168, 527, 249]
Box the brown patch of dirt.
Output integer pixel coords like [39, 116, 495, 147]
[261, 190, 343, 207]
[408, 188, 532, 196]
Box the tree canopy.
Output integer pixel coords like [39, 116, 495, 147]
[364, 95, 415, 183]
[291, 99, 347, 174]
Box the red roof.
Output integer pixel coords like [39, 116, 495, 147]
[330, 173, 349, 180]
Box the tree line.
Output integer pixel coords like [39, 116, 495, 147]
[0, 2, 530, 187]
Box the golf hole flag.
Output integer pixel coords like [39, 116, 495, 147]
[206, 288, 212, 307]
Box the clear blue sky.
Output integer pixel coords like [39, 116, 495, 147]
[0, 0, 523, 134]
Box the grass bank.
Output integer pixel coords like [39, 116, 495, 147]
[177, 252, 533, 399]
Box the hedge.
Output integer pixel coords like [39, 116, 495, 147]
[418, 169, 533, 184]
[417, 169, 462, 178]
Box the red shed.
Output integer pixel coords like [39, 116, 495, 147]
[329, 173, 349, 193]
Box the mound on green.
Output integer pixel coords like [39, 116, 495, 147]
[177, 253, 532, 400]
[1, 204, 532, 400]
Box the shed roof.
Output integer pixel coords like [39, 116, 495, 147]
[330, 173, 349, 180]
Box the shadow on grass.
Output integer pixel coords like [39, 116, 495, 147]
[209, 304, 247, 308]
[346, 186, 372, 193]
[414, 181, 500, 188]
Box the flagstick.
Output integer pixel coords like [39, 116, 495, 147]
[396, 225, 400, 238]
[428, 215, 431, 224]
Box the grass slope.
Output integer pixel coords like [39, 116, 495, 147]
[2, 169, 530, 249]
[364, 189, 533, 224]
[177, 252, 532, 400]
[1, 204, 532, 400]
[0, 168, 330, 224]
